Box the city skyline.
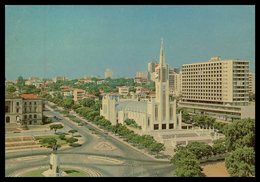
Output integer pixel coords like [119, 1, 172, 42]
[5, 5, 255, 81]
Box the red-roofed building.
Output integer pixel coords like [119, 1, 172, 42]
[22, 94, 38, 98]
[84, 94, 99, 101]
[74, 89, 87, 102]
[5, 80, 13, 87]
[5, 92, 43, 126]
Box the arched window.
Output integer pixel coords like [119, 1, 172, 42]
[34, 107, 37, 112]
[24, 115, 27, 119]
[16, 116, 20, 121]
[6, 116, 10, 123]
[29, 115, 32, 119]
[34, 114, 37, 119]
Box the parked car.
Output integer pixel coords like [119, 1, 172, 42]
[78, 123, 84, 126]
[13, 130, 20, 133]
[103, 131, 108, 134]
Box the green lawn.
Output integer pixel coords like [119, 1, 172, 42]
[23, 168, 88, 177]
[35, 135, 70, 147]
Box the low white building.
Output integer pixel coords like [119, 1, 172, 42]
[118, 86, 129, 96]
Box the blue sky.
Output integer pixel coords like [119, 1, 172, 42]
[5, 5, 255, 81]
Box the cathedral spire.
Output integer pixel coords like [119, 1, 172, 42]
[159, 38, 165, 66]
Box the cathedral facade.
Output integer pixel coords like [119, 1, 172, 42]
[100, 39, 181, 131]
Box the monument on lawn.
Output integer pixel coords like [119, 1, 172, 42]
[42, 141, 67, 177]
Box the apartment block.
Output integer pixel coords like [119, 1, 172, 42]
[249, 71, 255, 94]
[179, 56, 253, 122]
[118, 86, 129, 96]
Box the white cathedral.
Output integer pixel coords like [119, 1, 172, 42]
[100, 38, 182, 131]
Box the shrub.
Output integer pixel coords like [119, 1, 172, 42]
[59, 134, 66, 140]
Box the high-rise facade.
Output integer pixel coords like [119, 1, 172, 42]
[148, 61, 157, 73]
[136, 71, 143, 77]
[249, 71, 255, 94]
[179, 56, 254, 122]
[105, 69, 114, 79]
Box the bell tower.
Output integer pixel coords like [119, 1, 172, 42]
[155, 38, 170, 129]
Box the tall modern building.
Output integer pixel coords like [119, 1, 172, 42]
[179, 56, 254, 122]
[148, 61, 157, 73]
[105, 69, 114, 79]
[101, 38, 181, 131]
[169, 69, 182, 96]
[249, 71, 255, 94]
[136, 71, 143, 77]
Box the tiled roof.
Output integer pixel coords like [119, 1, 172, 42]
[76, 89, 84, 93]
[85, 94, 97, 98]
[22, 94, 38, 98]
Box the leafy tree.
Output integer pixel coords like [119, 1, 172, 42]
[87, 111, 100, 121]
[40, 138, 57, 147]
[186, 141, 212, 160]
[80, 98, 95, 107]
[68, 129, 78, 137]
[59, 134, 66, 140]
[141, 135, 156, 149]
[6, 85, 16, 93]
[49, 124, 63, 134]
[44, 117, 52, 124]
[124, 118, 136, 125]
[63, 98, 74, 109]
[225, 146, 255, 177]
[224, 118, 255, 152]
[17, 76, 25, 89]
[149, 142, 165, 157]
[31, 88, 41, 95]
[170, 149, 203, 177]
[174, 144, 187, 153]
[66, 137, 78, 146]
[212, 138, 227, 157]
[72, 104, 82, 110]
[60, 110, 70, 116]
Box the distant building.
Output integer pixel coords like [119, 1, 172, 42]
[134, 77, 150, 85]
[74, 89, 87, 102]
[5, 81, 14, 87]
[53, 76, 67, 83]
[136, 71, 143, 77]
[105, 69, 114, 79]
[25, 79, 44, 88]
[118, 86, 129, 97]
[168, 69, 182, 96]
[5, 92, 43, 126]
[84, 94, 99, 101]
[84, 75, 93, 80]
[29, 77, 40, 80]
[148, 61, 157, 73]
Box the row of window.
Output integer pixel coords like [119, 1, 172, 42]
[183, 62, 222, 68]
[182, 86, 222, 89]
[182, 73, 222, 78]
[182, 78, 222, 82]
[183, 96, 223, 100]
[16, 101, 37, 106]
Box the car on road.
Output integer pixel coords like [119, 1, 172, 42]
[103, 131, 108, 134]
[13, 130, 20, 133]
[78, 122, 84, 126]
[71, 143, 82, 147]
[54, 116, 62, 120]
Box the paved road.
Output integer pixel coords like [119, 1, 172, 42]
[5, 107, 175, 177]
